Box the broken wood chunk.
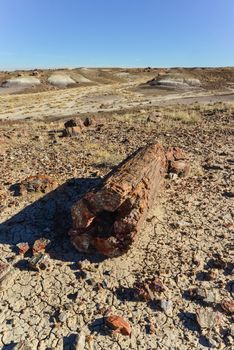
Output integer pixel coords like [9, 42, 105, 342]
[69, 141, 189, 257]
[16, 242, 30, 255]
[63, 118, 83, 136]
[167, 146, 189, 176]
[32, 238, 50, 255]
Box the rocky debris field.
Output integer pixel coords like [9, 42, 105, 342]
[0, 101, 233, 350]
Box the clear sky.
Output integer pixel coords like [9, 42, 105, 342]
[0, 0, 234, 70]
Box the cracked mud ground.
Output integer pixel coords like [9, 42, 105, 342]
[0, 102, 233, 349]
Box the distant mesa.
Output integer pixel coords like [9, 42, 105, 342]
[2, 76, 41, 88]
[47, 74, 76, 87]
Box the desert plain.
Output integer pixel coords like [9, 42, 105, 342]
[0, 67, 233, 349]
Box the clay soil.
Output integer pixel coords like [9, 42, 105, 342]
[0, 67, 233, 350]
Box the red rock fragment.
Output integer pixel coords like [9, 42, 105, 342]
[170, 160, 189, 176]
[32, 238, 50, 255]
[105, 314, 132, 336]
[17, 242, 30, 255]
[221, 299, 234, 314]
[166, 147, 189, 176]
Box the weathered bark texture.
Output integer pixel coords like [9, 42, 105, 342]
[69, 142, 169, 257]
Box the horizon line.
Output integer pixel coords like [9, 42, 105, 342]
[1, 65, 234, 72]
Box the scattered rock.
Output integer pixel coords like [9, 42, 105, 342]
[134, 276, 165, 302]
[206, 269, 219, 281]
[32, 238, 50, 255]
[0, 261, 13, 287]
[105, 314, 132, 336]
[0, 261, 16, 291]
[73, 331, 86, 350]
[220, 299, 234, 314]
[196, 309, 221, 329]
[64, 118, 83, 137]
[83, 117, 95, 127]
[166, 147, 189, 176]
[160, 299, 173, 317]
[16, 242, 30, 255]
[28, 253, 49, 271]
[19, 175, 57, 195]
[194, 287, 219, 304]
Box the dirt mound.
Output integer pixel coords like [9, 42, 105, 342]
[71, 73, 92, 83]
[2, 76, 41, 88]
[143, 74, 201, 90]
[47, 74, 76, 87]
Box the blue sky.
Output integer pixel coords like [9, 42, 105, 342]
[0, 0, 234, 70]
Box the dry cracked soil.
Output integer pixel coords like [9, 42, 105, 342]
[0, 67, 233, 350]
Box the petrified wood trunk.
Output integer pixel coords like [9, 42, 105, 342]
[69, 142, 167, 257]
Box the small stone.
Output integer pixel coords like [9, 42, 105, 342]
[32, 238, 50, 255]
[160, 299, 173, 317]
[196, 309, 221, 329]
[195, 287, 219, 304]
[64, 118, 83, 137]
[28, 253, 49, 271]
[105, 314, 132, 336]
[58, 311, 67, 323]
[149, 277, 165, 293]
[16, 242, 30, 255]
[73, 331, 86, 350]
[220, 299, 234, 314]
[169, 173, 178, 180]
[206, 269, 219, 281]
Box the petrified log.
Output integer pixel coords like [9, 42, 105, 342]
[69, 142, 168, 257]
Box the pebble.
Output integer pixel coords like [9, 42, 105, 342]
[160, 299, 173, 317]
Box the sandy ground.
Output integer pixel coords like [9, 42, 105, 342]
[1, 71, 234, 121]
[0, 68, 234, 350]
